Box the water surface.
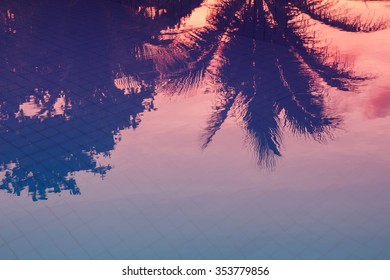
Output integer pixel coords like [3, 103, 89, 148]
[0, 0, 389, 259]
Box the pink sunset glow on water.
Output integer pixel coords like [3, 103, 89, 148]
[364, 87, 390, 119]
[0, 0, 389, 260]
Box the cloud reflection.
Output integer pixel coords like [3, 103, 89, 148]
[364, 86, 390, 119]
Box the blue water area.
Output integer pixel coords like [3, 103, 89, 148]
[0, 0, 390, 259]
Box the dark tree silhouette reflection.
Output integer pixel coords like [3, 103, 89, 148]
[0, 0, 166, 200]
[131, 0, 386, 167]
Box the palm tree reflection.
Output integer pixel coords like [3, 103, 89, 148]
[134, 0, 386, 167]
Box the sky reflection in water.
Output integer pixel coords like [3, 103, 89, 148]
[0, 0, 389, 260]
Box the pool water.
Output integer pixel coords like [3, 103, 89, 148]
[0, 0, 389, 259]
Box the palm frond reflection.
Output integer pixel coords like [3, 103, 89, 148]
[132, 0, 384, 167]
